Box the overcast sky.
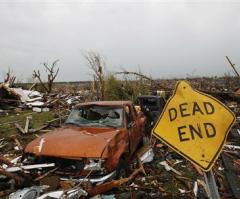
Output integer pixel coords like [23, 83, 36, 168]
[0, 0, 240, 82]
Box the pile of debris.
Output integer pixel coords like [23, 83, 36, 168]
[0, 83, 84, 113]
[0, 83, 44, 112]
[1, 127, 240, 198]
[1, 77, 240, 198]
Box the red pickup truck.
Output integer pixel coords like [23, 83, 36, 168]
[23, 101, 146, 183]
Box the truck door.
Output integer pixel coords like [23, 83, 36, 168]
[125, 105, 141, 155]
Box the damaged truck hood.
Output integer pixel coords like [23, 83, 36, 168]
[24, 127, 120, 159]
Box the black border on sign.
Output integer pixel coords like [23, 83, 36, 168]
[152, 80, 236, 171]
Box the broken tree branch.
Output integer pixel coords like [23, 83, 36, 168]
[115, 70, 152, 82]
[226, 56, 240, 77]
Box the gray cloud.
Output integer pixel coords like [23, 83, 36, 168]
[0, 0, 240, 82]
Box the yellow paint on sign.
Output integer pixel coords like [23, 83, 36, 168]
[152, 81, 236, 171]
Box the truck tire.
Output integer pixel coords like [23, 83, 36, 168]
[116, 158, 130, 179]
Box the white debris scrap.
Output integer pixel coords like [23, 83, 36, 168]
[193, 181, 198, 197]
[6, 163, 55, 172]
[237, 129, 240, 136]
[27, 101, 45, 107]
[12, 88, 42, 103]
[159, 161, 182, 176]
[37, 188, 88, 199]
[32, 107, 50, 113]
[178, 188, 186, 194]
[140, 148, 154, 163]
[9, 186, 48, 199]
[224, 144, 240, 150]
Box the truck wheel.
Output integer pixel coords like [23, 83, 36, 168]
[116, 158, 130, 179]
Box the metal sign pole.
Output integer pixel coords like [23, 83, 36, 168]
[203, 169, 220, 199]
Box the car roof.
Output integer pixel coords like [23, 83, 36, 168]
[77, 101, 133, 107]
[137, 95, 162, 99]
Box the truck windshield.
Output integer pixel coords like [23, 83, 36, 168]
[141, 98, 157, 107]
[65, 105, 123, 128]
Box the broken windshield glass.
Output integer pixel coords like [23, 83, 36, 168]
[65, 105, 123, 128]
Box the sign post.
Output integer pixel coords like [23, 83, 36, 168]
[152, 81, 236, 198]
[204, 170, 220, 199]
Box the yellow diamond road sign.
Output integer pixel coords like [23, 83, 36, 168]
[153, 81, 236, 171]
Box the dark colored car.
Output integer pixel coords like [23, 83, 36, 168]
[135, 95, 166, 131]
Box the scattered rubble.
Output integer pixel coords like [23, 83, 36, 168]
[0, 78, 240, 198]
[0, 82, 84, 115]
[1, 124, 239, 198]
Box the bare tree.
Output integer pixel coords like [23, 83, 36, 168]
[83, 51, 105, 100]
[33, 60, 60, 93]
